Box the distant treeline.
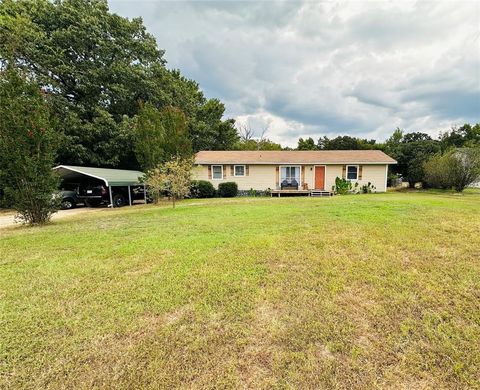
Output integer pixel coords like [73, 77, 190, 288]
[294, 125, 480, 188]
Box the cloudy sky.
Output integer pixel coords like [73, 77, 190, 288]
[109, 1, 480, 147]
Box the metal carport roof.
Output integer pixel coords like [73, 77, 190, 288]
[53, 165, 145, 186]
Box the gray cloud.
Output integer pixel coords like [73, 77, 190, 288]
[109, 0, 480, 146]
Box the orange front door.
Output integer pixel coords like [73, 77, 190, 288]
[315, 166, 325, 189]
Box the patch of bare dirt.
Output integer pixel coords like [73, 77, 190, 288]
[0, 207, 103, 229]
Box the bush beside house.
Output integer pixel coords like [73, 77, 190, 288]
[190, 180, 216, 198]
[218, 182, 238, 197]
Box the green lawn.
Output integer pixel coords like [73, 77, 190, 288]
[1, 191, 479, 389]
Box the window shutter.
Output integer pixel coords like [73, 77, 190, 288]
[230, 165, 234, 176]
[342, 165, 346, 179]
[358, 165, 363, 180]
[208, 165, 212, 179]
[246, 165, 249, 176]
[223, 165, 227, 179]
[301, 166, 305, 186]
[275, 166, 279, 188]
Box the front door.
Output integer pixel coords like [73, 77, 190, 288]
[315, 166, 325, 189]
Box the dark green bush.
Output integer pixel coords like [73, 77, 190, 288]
[218, 182, 238, 197]
[190, 180, 216, 198]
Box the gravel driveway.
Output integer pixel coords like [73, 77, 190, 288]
[0, 207, 102, 229]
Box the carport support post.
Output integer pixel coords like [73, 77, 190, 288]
[128, 185, 132, 206]
[108, 185, 113, 208]
[143, 184, 147, 204]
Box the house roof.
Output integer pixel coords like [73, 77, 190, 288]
[53, 165, 144, 186]
[195, 150, 397, 165]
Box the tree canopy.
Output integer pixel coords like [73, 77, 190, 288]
[440, 124, 480, 150]
[0, 0, 237, 169]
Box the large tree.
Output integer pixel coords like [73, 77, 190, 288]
[386, 130, 440, 187]
[0, 0, 237, 168]
[159, 106, 192, 160]
[134, 103, 165, 171]
[189, 99, 238, 151]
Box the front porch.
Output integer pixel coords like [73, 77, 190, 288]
[271, 189, 333, 197]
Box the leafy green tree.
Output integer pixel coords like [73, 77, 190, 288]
[235, 138, 282, 150]
[160, 107, 192, 160]
[0, 0, 237, 168]
[297, 137, 317, 150]
[402, 132, 432, 143]
[440, 124, 480, 150]
[383, 129, 440, 187]
[396, 139, 440, 188]
[0, 0, 163, 167]
[384, 127, 404, 156]
[144, 157, 193, 207]
[134, 103, 165, 171]
[189, 99, 238, 151]
[0, 67, 59, 224]
[317, 135, 377, 150]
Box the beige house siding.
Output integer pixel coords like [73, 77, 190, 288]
[194, 164, 277, 190]
[194, 163, 388, 192]
[322, 164, 387, 191]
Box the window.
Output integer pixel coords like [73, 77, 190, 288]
[347, 165, 358, 180]
[212, 165, 223, 180]
[280, 166, 300, 184]
[234, 165, 245, 177]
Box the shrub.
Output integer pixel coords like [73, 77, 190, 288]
[424, 148, 480, 192]
[361, 182, 376, 193]
[218, 182, 238, 197]
[190, 180, 216, 198]
[424, 153, 452, 189]
[0, 68, 60, 224]
[248, 188, 257, 197]
[333, 177, 352, 195]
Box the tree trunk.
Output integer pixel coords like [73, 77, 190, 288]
[172, 196, 176, 208]
[408, 180, 416, 188]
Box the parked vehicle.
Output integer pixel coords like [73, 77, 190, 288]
[77, 179, 149, 207]
[59, 190, 80, 210]
[58, 182, 82, 210]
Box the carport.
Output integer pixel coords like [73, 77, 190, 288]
[53, 165, 146, 206]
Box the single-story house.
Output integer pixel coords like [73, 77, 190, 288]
[194, 150, 397, 194]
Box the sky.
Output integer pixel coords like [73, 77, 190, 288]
[109, 0, 480, 147]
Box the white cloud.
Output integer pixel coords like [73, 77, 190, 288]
[109, 0, 480, 147]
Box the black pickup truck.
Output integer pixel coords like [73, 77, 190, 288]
[77, 179, 148, 207]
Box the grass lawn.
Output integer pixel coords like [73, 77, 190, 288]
[1, 191, 479, 389]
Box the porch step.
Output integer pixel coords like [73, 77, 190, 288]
[310, 190, 333, 197]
